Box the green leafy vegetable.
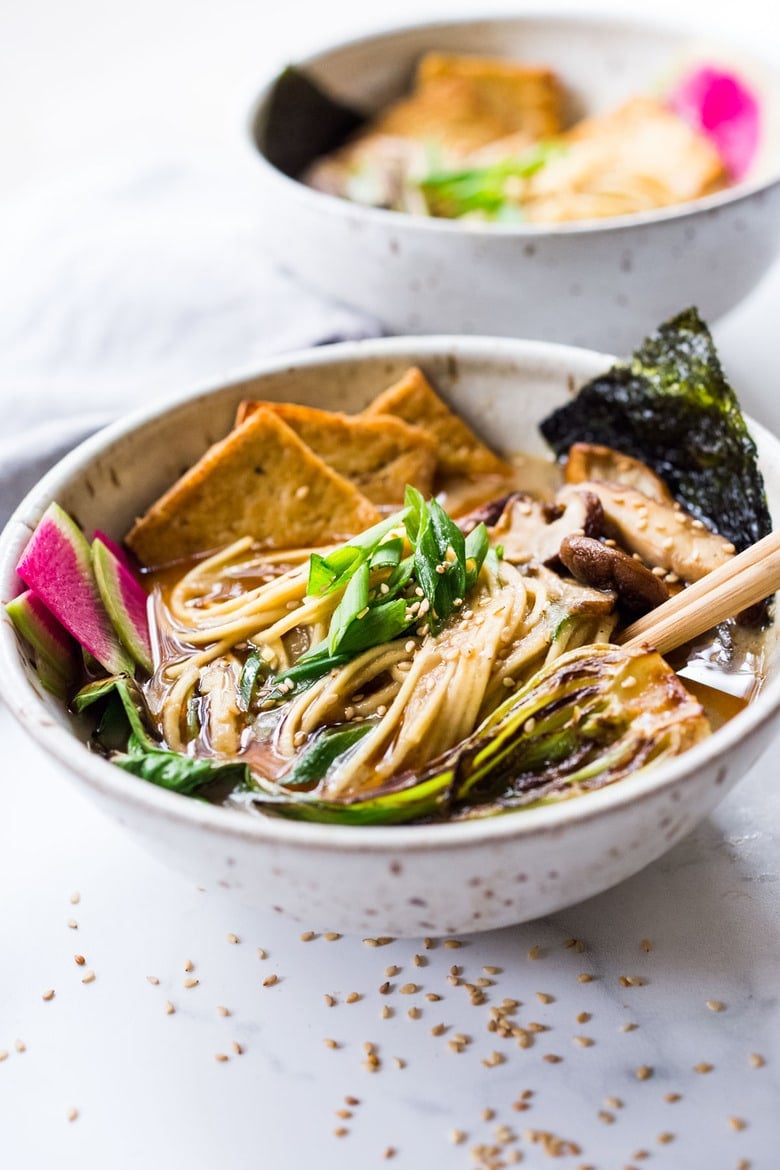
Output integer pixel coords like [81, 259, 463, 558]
[238, 649, 270, 709]
[540, 308, 772, 552]
[418, 143, 562, 219]
[250, 644, 708, 825]
[283, 722, 374, 787]
[404, 486, 471, 632]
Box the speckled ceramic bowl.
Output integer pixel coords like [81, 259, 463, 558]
[1, 336, 780, 936]
[247, 15, 780, 351]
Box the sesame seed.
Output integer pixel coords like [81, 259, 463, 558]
[574, 1036, 594, 1047]
[543, 1054, 562, 1064]
[336, 1109, 352, 1120]
[577, 1012, 591, 1023]
[363, 938, 379, 947]
[528, 945, 541, 960]
[257, 948, 267, 960]
[664, 1092, 681, 1103]
[407, 1007, 421, 1020]
[729, 1117, 747, 1132]
[324, 994, 336, 1007]
[74, 955, 86, 966]
[324, 1038, 340, 1049]
[146, 975, 159, 985]
[295, 485, 310, 500]
[0, 1050, 7, 1062]
[451, 1129, 467, 1145]
[216, 1005, 230, 1016]
[621, 1022, 638, 1032]
[383, 1147, 396, 1159]
[300, 931, 316, 942]
[640, 938, 653, 952]
[183, 959, 194, 972]
[165, 1002, 175, 1015]
[482, 1108, 495, 1121]
[381, 1005, 392, 1020]
[183, 977, 198, 989]
[657, 1132, 674, 1144]
[231, 1041, 243, 1055]
[379, 981, 391, 995]
[393, 1057, 405, 1069]
[536, 992, 554, 1004]
[263, 974, 278, 988]
[226, 932, 239, 945]
[67, 918, 78, 929]
[749, 1052, 765, 1068]
[346, 992, 360, 1004]
[707, 999, 726, 1012]
[694, 1062, 714, 1074]
[333, 1127, 349, 1138]
[214, 1053, 229, 1063]
[386, 965, 401, 977]
[636, 1065, 653, 1080]
[431, 1023, 446, 1037]
[67, 1108, 79, 1122]
[598, 1111, 614, 1125]
[69, 892, 80, 905]
[345, 1096, 360, 1106]
[482, 1051, 505, 1068]
[577, 973, 593, 983]
[324, 931, 341, 941]
[42, 989, 55, 1001]
[443, 939, 462, 949]
[413, 954, 426, 967]
[426, 993, 442, 1002]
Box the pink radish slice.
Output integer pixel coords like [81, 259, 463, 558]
[669, 66, 760, 180]
[6, 588, 78, 696]
[92, 530, 138, 575]
[92, 537, 153, 674]
[16, 502, 134, 676]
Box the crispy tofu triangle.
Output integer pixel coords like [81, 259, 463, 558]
[363, 367, 511, 480]
[125, 409, 380, 568]
[235, 401, 437, 505]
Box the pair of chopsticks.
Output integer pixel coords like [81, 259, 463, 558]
[618, 530, 780, 655]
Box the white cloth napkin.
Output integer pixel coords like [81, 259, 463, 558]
[0, 151, 379, 525]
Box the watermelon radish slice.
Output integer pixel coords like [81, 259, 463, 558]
[6, 589, 78, 698]
[92, 530, 138, 575]
[92, 537, 153, 674]
[16, 502, 134, 676]
[669, 66, 760, 181]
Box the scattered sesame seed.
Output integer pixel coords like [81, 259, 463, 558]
[423, 937, 434, 949]
[482, 1108, 496, 1122]
[451, 1129, 467, 1145]
[216, 1005, 230, 1017]
[69, 892, 80, 905]
[386, 965, 401, 977]
[749, 1052, 765, 1068]
[657, 1132, 674, 1144]
[729, 1117, 747, 1132]
[81, 970, 96, 985]
[363, 938, 379, 947]
[346, 992, 360, 1004]
[231, 1041, 243, 1055]
[333, 1127, 349, 1138]
[345, 1096, 360, 1106]
[577, 1012, 591, 1024]
[324, 1038, 340, 1049]
[484, 965, 502, 975]
[324, 994, 336, 1007]
[664, 1092, 681, 1103]
[443, 939, 462, 950]
[183, 959, 194, 973]
[574, 1036, 594, 1047]
[383, 1147, 396, 1159]
[146, 975, 159, 985]
[707, 1000, 726, 1012]
[621, 1023, 638, 1032]
[262, 974, 278, 988]
[407, 1007, 421, 1019]
[431, 1023, 446, 1037]
[543, 1054, 562, 1064]
[528, 946, 541, 960]
[256, 948, 267, 960]
[605, 1097, 623, 1110]
[67, 918, 78, 929]
[426, 993, 442, 1002]
[694, 1062, 714, 1074]
[536, 992, 554, 1004]
[324, 932, 341, 941]
[42, 989, 55, 1001]
[413, 954, 426, 968]
[336, 1109, 352, 1120]
[74, 955, 86, 966]
[214, 1053, 229, 1063]
[598, 1111, 614, 1125]
[183, 977, 198, 989]
[67, 1108, 79, 1122]
[640, 938, 653, 952]
[381, 1006, 393, 1020]
[393, 1057, 405, 1069]
[482, 1051, 505, 1068]
[165, 1001, 175, 1015]
[226, 933, 239, 945]
[300, 931, 316, 942]
[577, 973, 593, 983]
[636, 1065, 653, 1080]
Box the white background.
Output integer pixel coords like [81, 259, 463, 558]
[1, 2, 780, 1168]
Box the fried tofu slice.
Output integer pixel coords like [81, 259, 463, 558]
[363, 367, 511, 480]
[234, 401, 437, 506]
[125, 409, 380, 567]
[523, 96, 727, 223]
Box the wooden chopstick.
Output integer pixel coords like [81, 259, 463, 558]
[618, 529, 780, 656]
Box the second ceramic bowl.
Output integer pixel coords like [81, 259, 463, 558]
[247, 14, 780, 350]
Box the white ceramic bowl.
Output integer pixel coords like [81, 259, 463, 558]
[2, 336, 780, 936]
[247, 15, 780, 351]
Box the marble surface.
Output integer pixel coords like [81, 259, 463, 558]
[2, 0, 780, 1167]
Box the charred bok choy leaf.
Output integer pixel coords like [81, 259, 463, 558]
[540, 307, 771, 552]
[73, 675, 251, 797]
[248, 643, 709, 824]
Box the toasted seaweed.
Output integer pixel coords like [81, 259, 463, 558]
[540, 308, 772, 553]
[258, 66, 367, 178]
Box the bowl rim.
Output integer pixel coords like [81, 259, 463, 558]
[246, 10, 780, 239]
[1, 333, 779, 855]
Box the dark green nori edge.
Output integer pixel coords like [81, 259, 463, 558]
[258, 65, 367, 179]
[540, 308, 772, 554]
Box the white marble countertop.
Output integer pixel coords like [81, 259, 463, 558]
[1, 1, 780, 1167]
